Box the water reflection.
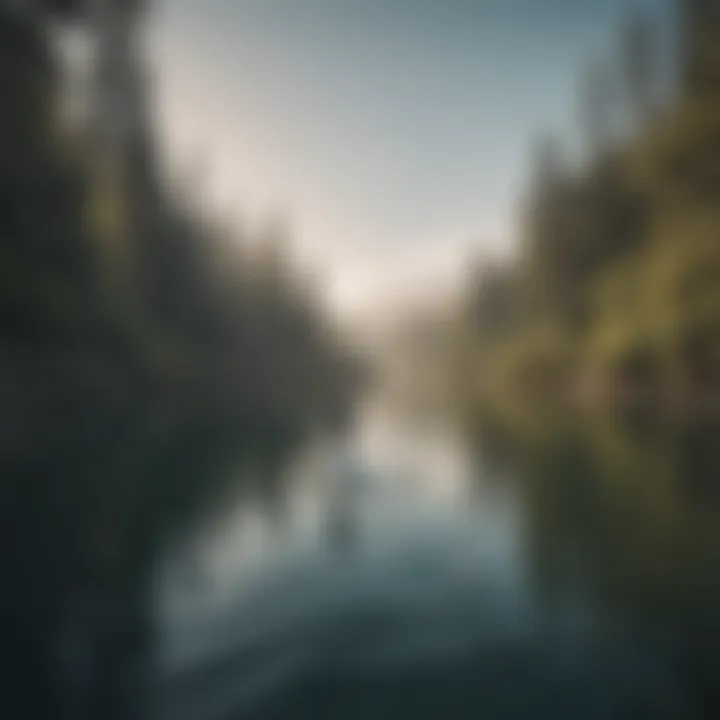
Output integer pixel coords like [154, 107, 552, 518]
[146, 406, 720, 718]
[497, 416, 720, 718]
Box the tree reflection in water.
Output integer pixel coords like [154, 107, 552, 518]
[147, 412, 719, 720]
[476, 414, 720, 719]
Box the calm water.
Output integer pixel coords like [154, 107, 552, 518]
[148, 402, 720, 719]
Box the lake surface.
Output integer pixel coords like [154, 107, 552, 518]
[148, 400, 720, 719]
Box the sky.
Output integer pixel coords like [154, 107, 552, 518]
[147, 0, 673, 321]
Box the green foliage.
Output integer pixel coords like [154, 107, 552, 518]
[0, 12, 360, 713]
[459, 3, 720, 419]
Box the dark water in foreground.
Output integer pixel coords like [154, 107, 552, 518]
[141, 407, 720, 719]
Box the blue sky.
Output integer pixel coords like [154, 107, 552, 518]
[149, 0, 673, 318]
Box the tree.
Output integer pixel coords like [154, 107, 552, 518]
[578, 62, 616, 155]
[681, 0, 720, 98]
[623, 11, 658, 127]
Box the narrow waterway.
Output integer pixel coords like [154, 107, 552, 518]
[143, 395, 718, 719]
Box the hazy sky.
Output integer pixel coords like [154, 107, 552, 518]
[148, 0, 672, 319]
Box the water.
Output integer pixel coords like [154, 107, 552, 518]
[141, 402, 720, 718]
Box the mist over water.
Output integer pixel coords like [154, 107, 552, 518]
[144, 392, 715, 719]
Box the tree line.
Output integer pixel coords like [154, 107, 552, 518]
[0, 6, 360, 717]
[458, 0, 720, 421]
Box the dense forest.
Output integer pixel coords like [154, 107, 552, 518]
[0, 4, 359, 717]
[458, 0, 720, 422]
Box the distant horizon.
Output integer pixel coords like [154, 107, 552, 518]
[146, 0, 674, 321]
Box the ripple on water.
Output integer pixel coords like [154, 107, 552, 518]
[153, 517, 683, 720]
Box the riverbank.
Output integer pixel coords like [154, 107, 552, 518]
[456, 2, 720, 432]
